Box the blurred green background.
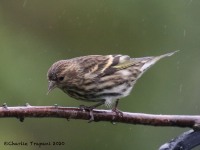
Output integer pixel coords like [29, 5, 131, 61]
[0, 0, 200, 149]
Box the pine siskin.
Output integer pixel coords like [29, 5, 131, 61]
[47, 51, 178, 117]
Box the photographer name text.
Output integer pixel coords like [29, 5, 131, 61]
[3, 141, 65, 147]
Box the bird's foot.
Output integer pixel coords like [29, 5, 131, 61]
[79, 102, 104, 122]
[79, 105, 95, 122]
[112, 108, 123, 117]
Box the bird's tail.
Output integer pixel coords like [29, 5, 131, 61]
[157, 50, 179, 60]
[140, 50, 179, 72]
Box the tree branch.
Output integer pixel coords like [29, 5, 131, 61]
[0, 104, 200, 128]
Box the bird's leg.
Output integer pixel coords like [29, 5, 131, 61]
[112, 99, 123, 117]
[79, 101, 105, 122]
[79, 101, 104, 110]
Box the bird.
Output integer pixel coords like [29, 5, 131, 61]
[47, 51, 179, 119]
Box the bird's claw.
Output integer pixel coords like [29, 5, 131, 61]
[112, 108, 123, 117]
[79, 105, 95, 122]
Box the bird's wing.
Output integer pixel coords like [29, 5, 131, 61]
[80, 51, 179, 80]
[80, 55, 136, 79]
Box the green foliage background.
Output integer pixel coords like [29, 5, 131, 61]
[0, 0, 200, 150]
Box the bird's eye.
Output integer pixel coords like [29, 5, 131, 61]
[58, 76, 64, 81]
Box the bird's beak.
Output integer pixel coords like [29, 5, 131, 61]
[47, 81, 57, 95]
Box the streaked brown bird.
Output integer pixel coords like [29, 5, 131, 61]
[47, 51, 178, 118]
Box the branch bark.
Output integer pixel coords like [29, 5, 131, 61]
[0, 104, 200, 129]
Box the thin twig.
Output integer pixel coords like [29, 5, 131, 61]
[0, 104, 200, 128]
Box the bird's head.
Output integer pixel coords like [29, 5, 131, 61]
[47, 60, 71, 94]
[47, 59, 81, 94]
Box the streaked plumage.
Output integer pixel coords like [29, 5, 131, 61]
[47, 51, 178, 110]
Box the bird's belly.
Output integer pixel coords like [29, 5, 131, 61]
[97, 83, 133, 99]
[63, 82, 133, 103]
[63, 70, 136, 102]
